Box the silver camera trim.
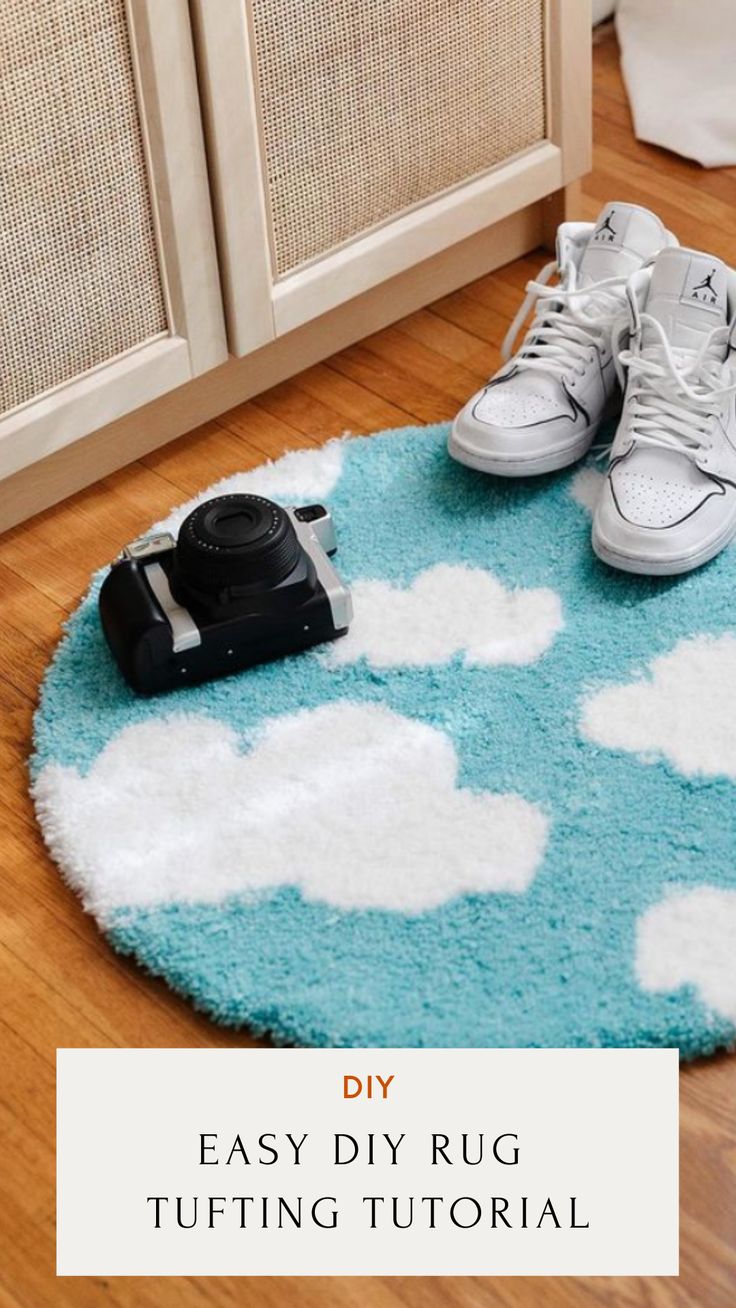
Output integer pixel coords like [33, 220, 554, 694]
[305, 509, 337, 557]
[287, 507, 353, 632]
[121, 531, 202, 653]
[144, 562, 202, 653]
[122, 531, 177, 561]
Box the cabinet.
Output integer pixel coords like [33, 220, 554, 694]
[0, 0, 591, 529]
[0, 0, 227, 487]
[194, 0, 589, 354]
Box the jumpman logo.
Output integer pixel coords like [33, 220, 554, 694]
[691, 269, 718, 303]
[594, 211, 617, 242]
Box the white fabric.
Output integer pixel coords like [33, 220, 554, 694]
[323, 564, 563, 669]
[580, 633, 736, 778]
[616, 0, 736, 168]
[33, 703, 550, 916]
[593, 0, 616, 24]
[636, 887, 736, 1022]
[570, 467, 605, 513]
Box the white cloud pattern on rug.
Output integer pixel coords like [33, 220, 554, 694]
[636, 887, 736, 1022]
[580, 633, 736, 778]
[156, 441, 345, 536]
[324, 564, 563, 668]
[33, 702, 549, 918]
[569, 466, 605, 514]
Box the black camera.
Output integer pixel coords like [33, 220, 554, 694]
[99, 494, 352, 695]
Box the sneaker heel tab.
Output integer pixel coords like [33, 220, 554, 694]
[555, 221, 594, 266]
[560, 222, 595, 249]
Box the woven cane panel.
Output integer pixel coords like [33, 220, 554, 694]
[0, 0, 167, 416]
[251, 0, 546, 278]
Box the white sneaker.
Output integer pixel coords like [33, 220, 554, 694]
[592, 247, 736, 576]
[449, 203, 676, 476]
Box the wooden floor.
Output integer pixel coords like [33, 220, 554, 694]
[1, 26, 735, 1308]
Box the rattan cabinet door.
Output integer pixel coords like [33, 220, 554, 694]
[193, 0, 590, 356]
[0, 0, 227, 483]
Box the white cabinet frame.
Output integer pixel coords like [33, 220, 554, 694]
[193, 0, 592, 356]
[0, 0, 227, 484]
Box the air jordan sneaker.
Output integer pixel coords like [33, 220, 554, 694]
[449, 202, 677, 476]
[592, 247, 736, 575]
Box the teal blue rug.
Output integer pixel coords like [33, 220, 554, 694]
[31, 425, 736, 1055]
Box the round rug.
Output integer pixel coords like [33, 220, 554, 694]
[31, 424, 736, 1055]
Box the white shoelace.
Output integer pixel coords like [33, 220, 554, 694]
[501, 259, 629, 381]
[615, 314, 736, 462]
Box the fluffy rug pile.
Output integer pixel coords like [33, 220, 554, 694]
[31, 425, 736, 1054]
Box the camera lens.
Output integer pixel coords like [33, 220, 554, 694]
[175, 495, 301, 593]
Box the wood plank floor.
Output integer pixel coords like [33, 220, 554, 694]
[1, 26, 734, 1308]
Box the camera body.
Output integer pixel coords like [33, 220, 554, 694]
[99, 496, 352, 695]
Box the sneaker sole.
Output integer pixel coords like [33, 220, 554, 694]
[592, 516, 736, 576]
[448, 422, 599, 478]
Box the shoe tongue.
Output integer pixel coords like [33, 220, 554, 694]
[642, 248, 728, 352]
[577, 202, 669, 286]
